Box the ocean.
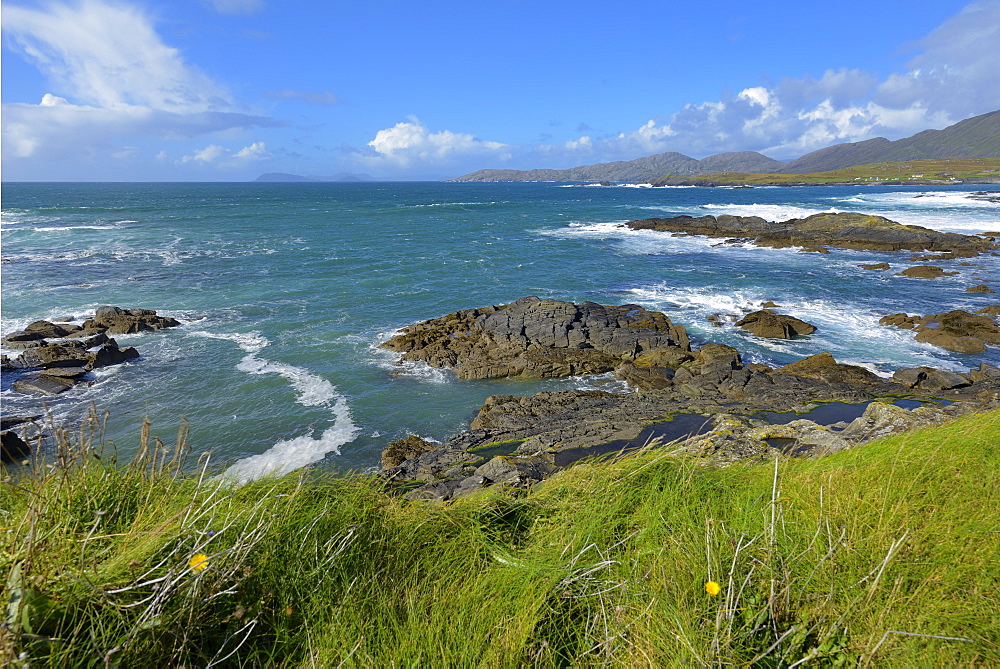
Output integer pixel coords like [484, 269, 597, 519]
[2, 181, 998, 479]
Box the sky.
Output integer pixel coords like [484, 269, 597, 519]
[2, 0, 1000, 181]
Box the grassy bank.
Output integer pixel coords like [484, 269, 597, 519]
[3, 407, 999, 666]
[653, 158, 1000, 186]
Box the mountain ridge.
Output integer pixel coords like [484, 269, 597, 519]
[449, 109, 1000, 183]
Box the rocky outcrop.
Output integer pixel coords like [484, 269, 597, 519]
[860, 262, 891, 270]
[376, 298, 1000, 501]
[967, 284, 996, 293]
[3, 307, 178, 396]
[880, 309, 1000, 354]
[735, 310, 817, 339]
[380, 297, 691, 380]
[625, 212, 997, 256]
[381, 333, 1000, 500]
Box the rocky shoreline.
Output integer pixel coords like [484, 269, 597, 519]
[1, 307, 181, 462]
[378, 297, 1000, 501]
[625, 211, 999, 257]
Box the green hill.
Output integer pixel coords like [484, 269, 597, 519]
[779, 110, 1000, 174]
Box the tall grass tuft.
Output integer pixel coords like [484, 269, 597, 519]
[2, 407, 998, 666]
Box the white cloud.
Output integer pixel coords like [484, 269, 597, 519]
[233, 141, 270, 160]
[182, 145, 228, 163]
[366, 120, 509, 168]
[181, 141, 270, 165]
[1, 0, 277, 172]
[3, 0, 231, 112]
[265, 89, 341, 106]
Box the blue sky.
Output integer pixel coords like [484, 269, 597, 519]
[3, 0, 999, 181]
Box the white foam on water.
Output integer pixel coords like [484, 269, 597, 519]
[191, 329, 359, 483]
[221, 398, 356, 484]
[32, 225, 118, 232]
[697, 203, 843, 221]
[621, 284, 974, 373]
[822, 191, 1000, 234]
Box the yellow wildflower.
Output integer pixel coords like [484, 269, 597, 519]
[189, 553, 209, 573]
[705, 580, 721, 596]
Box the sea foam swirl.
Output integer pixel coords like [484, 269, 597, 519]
[191, 330, 359, 483]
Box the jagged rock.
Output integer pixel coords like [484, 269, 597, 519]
[977, 305, 1000, 316]
[896, 265, 959, 279]
[860, 262, 891, 270]
[837, 402, 952, 443]
[625, 212, 998, 255]
[87, 344, 140, 369]
[382, 435, 438, 470]
[967, 284, 996, 293]
[773, 352, 883, 386]
[799, 246, 830, 254]
[82, 306, 181, 335]
[614, 362, 673, 389]
[474, 454, 558, 485]
[380, 297, 691, 380]
[10, 342, 92, 369]
[735, 310, 817, 339]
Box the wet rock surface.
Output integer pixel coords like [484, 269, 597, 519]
[624, 212, 998, 256]
[2, 306, 179, 397]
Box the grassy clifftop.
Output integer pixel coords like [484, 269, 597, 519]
[3, 407, 998, 666]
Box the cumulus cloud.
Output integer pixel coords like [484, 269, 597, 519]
[265, 89, 341, 105]
[365, 120, 509, 168]
[2, 0, 276, 169]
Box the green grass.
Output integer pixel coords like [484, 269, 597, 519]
[656, 158, 1000, 186]
[3, 407, 998, 666]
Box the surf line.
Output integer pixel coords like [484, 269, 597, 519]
[190, 330, 359, 483]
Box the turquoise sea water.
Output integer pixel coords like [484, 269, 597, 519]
[2, 182, 998, 477]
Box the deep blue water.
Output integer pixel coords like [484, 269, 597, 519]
[2, 181, 998, 478]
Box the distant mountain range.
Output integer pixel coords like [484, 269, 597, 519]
[255, 172, 377, 182]
[450, 151, 785, 183]
[450, 109, 1000, 182]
